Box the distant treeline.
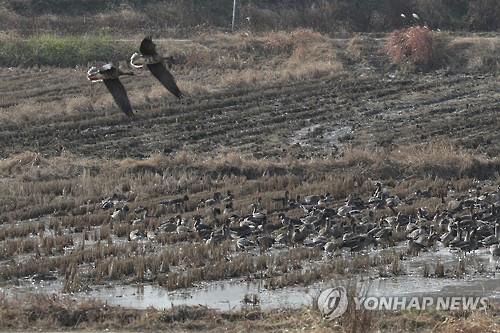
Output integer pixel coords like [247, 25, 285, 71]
[2, 0, 500, 32]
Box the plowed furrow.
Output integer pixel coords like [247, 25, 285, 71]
[0, 72, 498, 159]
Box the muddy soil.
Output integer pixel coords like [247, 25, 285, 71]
[0, 68, 498, 159]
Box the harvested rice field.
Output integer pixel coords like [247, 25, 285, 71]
[1, 30, 500, 332]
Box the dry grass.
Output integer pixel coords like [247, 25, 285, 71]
[446, 37, 500, 73]
[0, 294, 497, 332]
[1, 32, 498, 125]
[215, 30, 342, 87]
[386, 27, 432, 69]
[390, 141, 497, 179]
[283, 60, 342, 81]
[385, 27, 449, 71]
[1, 142, 498, 223]
[222, 69, 276, 88]
[0, 100, 80, 123]
[0, 30, 344, 124]
[346, 35, 365, 61]
[2, 141, 496, 187]
[1, 142, 499, 286]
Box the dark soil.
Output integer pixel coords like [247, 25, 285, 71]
[0, 68, 498, 159]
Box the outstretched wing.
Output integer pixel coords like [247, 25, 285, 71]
[147, 63, 183, 99]
[140, 37, 157, 56]
[103, 79, 135, 117]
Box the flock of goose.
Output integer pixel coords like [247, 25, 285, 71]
[87, 36, 182, 118]
[106, 182, 500, 260]
[91, 33, 498, 264]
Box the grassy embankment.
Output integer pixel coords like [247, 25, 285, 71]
[0, 294, 498, 332]
[0, 29, 499, 125]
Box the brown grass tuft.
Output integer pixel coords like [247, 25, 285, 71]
[385, 27, 447, 71]
[347, 35, 364, 61]
[446, 37, 500, 73]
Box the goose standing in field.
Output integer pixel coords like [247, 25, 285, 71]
[491, 244, 500, 257]
[236, 237, 255, 250]
[130, 36, 183, 99]
[111, 204, 129, 220]
[480, 222, 500, 246]
[87, 63, 135, 117]
[489, 222, 500, 257]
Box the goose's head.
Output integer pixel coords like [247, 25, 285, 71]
[130, 52, 145, 68]
[87, 66, 103, 82]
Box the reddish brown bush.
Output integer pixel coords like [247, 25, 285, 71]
[385, 26, 435, 70]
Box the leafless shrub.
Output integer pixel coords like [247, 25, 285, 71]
[385, 27, 447, 71]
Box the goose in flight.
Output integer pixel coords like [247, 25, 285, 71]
[130, 36, 183, 99]
[87, 63, 135, 118]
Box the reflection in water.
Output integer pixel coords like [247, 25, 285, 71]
[81, 281, 314, 310]
[1, 248, 498, 310]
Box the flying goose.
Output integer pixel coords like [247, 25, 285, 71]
[87, 63, 135, 117]
[130, 36, 183, 99]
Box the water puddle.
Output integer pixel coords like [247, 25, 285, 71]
[290, 123, 321, 146]
[290, 123, 353, 148]
[2, 248, 499, 310]
[361, 248, 500, 304]
[2, 280, 314, 311]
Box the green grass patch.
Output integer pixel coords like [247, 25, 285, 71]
[0, 35, 134, 67]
